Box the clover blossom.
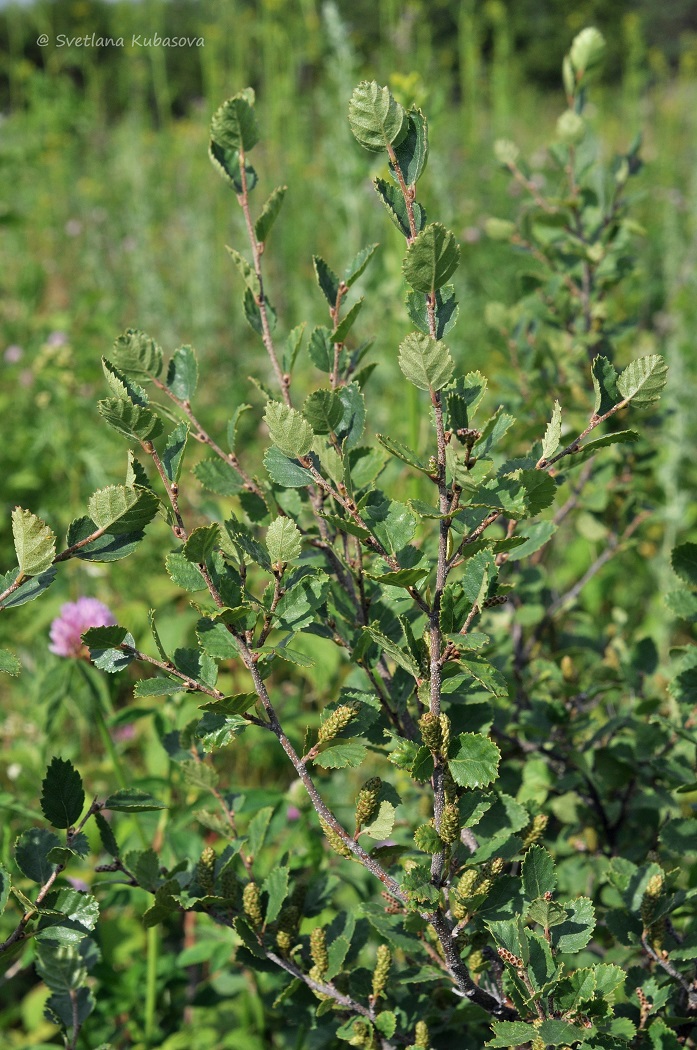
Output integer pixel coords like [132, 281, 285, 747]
[49, 597, 116, 659]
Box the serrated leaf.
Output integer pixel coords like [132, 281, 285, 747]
[572, 429, 639, 463]
[672, 542, 697, 586]
[98, 397, 163, 442]
[264, 402, 314, 458]
[391, 106, 428, 185]
[398, 332, 454, 391]
[0, 565, 56, 608]
[449, 733, 501, 788]
[111, 329, 163, 377]
[344, 243, 379, 287]
[194, 457, 245, 495]
[363, 625, 420, 677]
[314, 740, 368, 769]
[335, 382, 365, 449]
[94, 812, 119, 858]
[87, 629, 135, 673]
[166, 551, 206, 591]
[506, 521, 557, 561]
[0, 648, 21, 675]
[308, 325, 333, 372]
[331, 297, 364, 343]
[199, 692, 258, 715]
[617, 354, 668, 407]
[210, 90, 259, 153]
[162, 422, 189, 484]
[182, 524, 219, 563]
[40, 758, 85, 829]
[348, 80, 408, 152]
[66, 517, 143, 564]
[522, 845, 557, 900]
[87, 485, 159, 535]
[366, 567, 429, 588]
[166, 345, 198, 402]
[542, 400, 562, 459]
[373, 176, 426, 237]
[263, 866, 289, 923]
[102, 357, 149, 405]
[551, 897, 595, 953]
[134, 677, 184, 697]
[244, 285, 276, 336]
[591, 354, 619, 415]
[360, 800, 396, 840]
[405, 284, 459, 340]
[15, 827, 60, 883]
[457, 657, 508, 697]
[226, 245, 260, 295]
[255, 185, 286, 242]
[402, 222, 460, 294]
[303, 389, 343, 434]
[196, 617, 240, 660]
[377, 434, 431, 475]
[104, 789, 166, 812]
[313, 255, 340, 305]
[266, 516, 302, 565]
[0, 863, 10, 917]
[264, 446, 314, 488]
[487, 1021, 538, 1047]
[11, 508, 56, 576]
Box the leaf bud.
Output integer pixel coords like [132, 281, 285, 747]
[310, 925, 328, 976]
[556, 110, 586, 145]
[355, 776, 382, 830]
[318, 702, 358, 744]
[242, 881, 263, 928]
[196, 845, 217, 896]
[371, 943, 391, 1000]
[320, 818, 353, 858]
[440, 802, 461, 844]
[569, 27, 606, 78]
[419, 711, 443, 752]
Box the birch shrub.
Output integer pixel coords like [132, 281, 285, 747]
[2, 27, 696, 1050]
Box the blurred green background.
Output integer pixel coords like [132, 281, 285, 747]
[2, 1, 697, 1044]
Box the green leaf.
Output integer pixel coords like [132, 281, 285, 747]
[166, 345, 198, 401]
[314, 740, 368, 769]
[264, 402, 314, 458]
[331, 297, 364, 343]
[591, 354, 620, 416]
[255, 185, 286, 242]
[111, 329, 163, 377]
[196, 618, 240, 660]
[572, 428, 639, 463]
[518, 469, 557, 515]
[40, 758, 85, 830]
[506, 521, 557, 561]
[551, 896, 595, 953]
[194, 457, 245, 496]
[373, 176, 426, 237]
[366, 567, 429, 588]
[391, 106, 428, 185]
[672, 543, 697, 586]
[87, 485, 159, 535]
[0, 648, 21, 675]
[361, 493, 417, 556]
[335, 382, 366, 449]
[166, 551, 206, 591]
[183, 524, 220, 563]
[133, 677, 185, 697]
[263, 865, 289, 923]
[87, 629, 135, 673]
[199, 692, 258, 716]
[344, 243, 379, 287]
[303, 390, 344, 434]
[244, 286, 276, 336]
[98, 397, 163, 442]
[264, 447, 313, 488]
[226, 245, 261, 295]
[457, 657, 508, 697]
[414, 822, 444, 853]
[487, 1021, 538, 1047]
[542, 400, 562, 460]
[104, 789, 167, 812]
[538, 1020, 588, 1046]
[361, 800, 396, 840]
[405, 284, 459, 340]
[247, 806, 274, 856]
[11, 508, 56, 576]
[313, 255, 340, 306]
[102, 357, 149, 405]
[94, 812, 119, 859]
[398, 332, 454, 392]
[66, 517, 143, 564]
[15, 827, 60, 883]
[402, 223, 460, 294]
[224, 516, 272, 570]
[162, 422, 189, 484]
[617, 354, 668, 407]
[449, 733, 501, 788]
[308, 325, 333, 372]
[348, 80, 408, 152]
[210, 90, 259, 153]
[0, 565, 57, 608]
[266, 516, 302, 565]
[377, 434, 431, 475]
[0, 862, 11, 916]
[522, 845, 557, 900]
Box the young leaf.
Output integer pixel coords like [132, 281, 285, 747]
[377, 434, 432, 475]
[449, 733, 501, 789]
[102, 358, 149, 406]
[263, 402, 314, 458]
[40, 757, 85, 829]
[104, 789, 167, 812]
[11, 508, 56, 577]
[344, 243, 379, 287]
[406, 285, 459, 340]
[166, 552, 206, 591]
[398, 332, 454, 392]
[402, 223, 460, 294]
[162, 423, 189, 484]
[255, 185, 287, 243]
[244, 286, 276, 335]
[363, 625, 420, 677]
[313, 255, 340, 306]
[266, 517, 302, 565]
[541, 400, 562, 460]
[617, 354, 668, 407]
[522, 845, 557, 900]
[98, 398, 163, 442]
[210, 90, 259, 153]
[166, 345, 199, 402]
[348, 81, 408, 152]
[373, 177, 426, 237]
[111, 329, 163, 377]
[391, 106, 428, 186]
[226, 246, 261, 296]
[87, 486, 159, 535]
[591, 354, 620, 415]
[303, 390, 343, 434]
[196, 618, 240, 660]
[331, 298, 364, 343]
[672, 542, 697, 586]
[182, 524, 220, 563]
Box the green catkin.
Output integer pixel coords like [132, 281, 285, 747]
[467, 948, 485, 973]
[439, 713, 451, 755]
[414, 1019, 430, 1048]
[196, 845, 216, 896]
[242, 881, 263, 928]
[310, 926, 328, 976]
[371, 944, 391, 1000]
[522, 813, 548, 849]
[275, 904, 299, 954]
[419, 711, 443, 752]
[320, 818, 353, 858]
[354, 776, 382, 830]
[220, 864, 239, 902]
[318, 703, 358, 743]
[440, 802, 461, 844]
[641, 872, 666, 948]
